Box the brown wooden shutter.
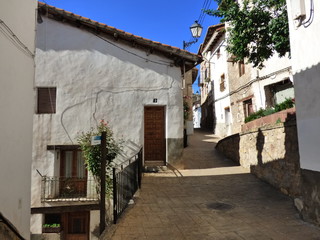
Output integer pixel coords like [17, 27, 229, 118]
[37, 87, 56, 114]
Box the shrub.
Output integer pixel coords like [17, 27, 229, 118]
[245, 98, 294, 123]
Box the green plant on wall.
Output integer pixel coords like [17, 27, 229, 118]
[42, 223, 60, 228]
[245, 98, 295, 123]
[77, 120, 122, 197]
[183, 95, 191, 121]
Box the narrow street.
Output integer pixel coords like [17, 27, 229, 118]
[105, 129, 320, 240]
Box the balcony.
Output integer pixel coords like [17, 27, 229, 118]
[41, 176, 99, 202]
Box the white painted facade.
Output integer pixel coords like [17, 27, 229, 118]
[31, 15, 188, 238]
[0, 1, 36, 239]
[200, 26, 232, 137]
[193, 103, 201, 128]
[211, 40, 232, 137]
[286, 0, 320, 171]
[252, 54, 292, 111]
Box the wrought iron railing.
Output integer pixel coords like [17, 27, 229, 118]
[113, 148, 142, 223]
[41, 176, 99, 202]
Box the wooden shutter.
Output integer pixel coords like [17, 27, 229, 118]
[37, 87, 56, 113]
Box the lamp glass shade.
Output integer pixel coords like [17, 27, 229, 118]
[190, 21, 203, 38]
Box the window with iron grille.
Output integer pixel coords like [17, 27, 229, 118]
[37, 87, 56, 114]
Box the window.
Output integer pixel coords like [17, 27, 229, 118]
[43, 213, 61, 233]
[243, 99, 254, 118]
[60, 150, 87, 198]
[44, 214, 61, 225]
[60, 150, 86, 178]
[239, 60, 245, 77]
[37, 87, 56, 114]
[220, 74, 225, 92]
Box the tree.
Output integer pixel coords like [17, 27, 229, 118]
[206, 0, 290, 68]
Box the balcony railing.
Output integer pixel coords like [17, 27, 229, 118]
[41, 176, 99, 202]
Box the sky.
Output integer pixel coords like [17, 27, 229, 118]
[42, 0, 221, 93]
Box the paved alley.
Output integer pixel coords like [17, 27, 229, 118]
[105, 129, 320, 240]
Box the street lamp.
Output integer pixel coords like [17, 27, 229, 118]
[183, 20, 203, 50]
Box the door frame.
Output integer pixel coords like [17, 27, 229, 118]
[62, 211, 90, 240]
[143, 105, 166, 166]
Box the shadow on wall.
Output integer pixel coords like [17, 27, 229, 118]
[216, 112, 301, 197]
[200, 97, 215, 132]
[293, 61, 320, 227]
[250, 113, 301, 197]
[215, 133, 240, 166]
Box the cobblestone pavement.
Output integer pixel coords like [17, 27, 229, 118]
[105, 129, 320, 240]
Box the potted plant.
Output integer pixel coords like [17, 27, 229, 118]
[42, 223, 61, 233]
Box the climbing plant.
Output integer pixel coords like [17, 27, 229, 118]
[183, 95, 191, 121]
[77, 119, 123, 196]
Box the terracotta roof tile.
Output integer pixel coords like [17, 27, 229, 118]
[38, 2, 202, 65]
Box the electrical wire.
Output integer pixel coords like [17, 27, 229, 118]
[61, 78, 178, 143]
[0, 19, 34, 58]
[198, 0, 211, 26]
[39, 3, 176, 67]
[93, 33, 174, 67]
[209, 67, 292, 103]
[185, 0, 212, 51]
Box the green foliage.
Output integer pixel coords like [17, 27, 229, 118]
[245, 98, 295, 123]
[183, 96, 191, 121]
[77, 120, 122, 177]
[77, 120, 122, 198]
[207, 0, 290, 68]
[274, 98, 295, 112]
[42, 223, 60, 228]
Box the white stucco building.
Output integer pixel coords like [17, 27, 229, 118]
[31, 3, 201, 240]
[286, 0, 320, 225]
[203, 1, 294, 136]
[0, 1, 36, 239]
[199, 24, 232, 136]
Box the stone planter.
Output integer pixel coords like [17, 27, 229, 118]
[42, 227, 61, 233]
[242, 107, 296, 132]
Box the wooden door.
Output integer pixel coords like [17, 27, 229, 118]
[60, 150, 87, 198]
[62, 212, 89, 240]
[144, 106, 166, 166]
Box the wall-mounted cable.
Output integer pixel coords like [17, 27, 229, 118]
[61, 79, 177, 143]
[303, 0, 314, 28]
[93, 33, 174, 67]
[0, 19, 34, 58]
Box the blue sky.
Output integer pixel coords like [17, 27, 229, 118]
[42, 0, 221, 93]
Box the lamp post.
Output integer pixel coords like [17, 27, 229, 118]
[183, 20, 203, 50]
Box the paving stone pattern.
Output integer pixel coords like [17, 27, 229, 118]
[107, 129, 320, 240]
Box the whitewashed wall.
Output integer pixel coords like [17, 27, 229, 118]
[211, 39, 232, 137]
[193, 104, 201, 128]
[252, 55, 292, 110]
[31, 17, 184, 233]
[0, 1, 36, 239]
[286, 0, 320, 171]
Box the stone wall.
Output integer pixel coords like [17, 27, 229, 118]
[298, 169, 320, 227]
[216, 114, 301, 197]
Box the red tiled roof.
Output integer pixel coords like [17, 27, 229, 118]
[37, 2, 202, 68]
